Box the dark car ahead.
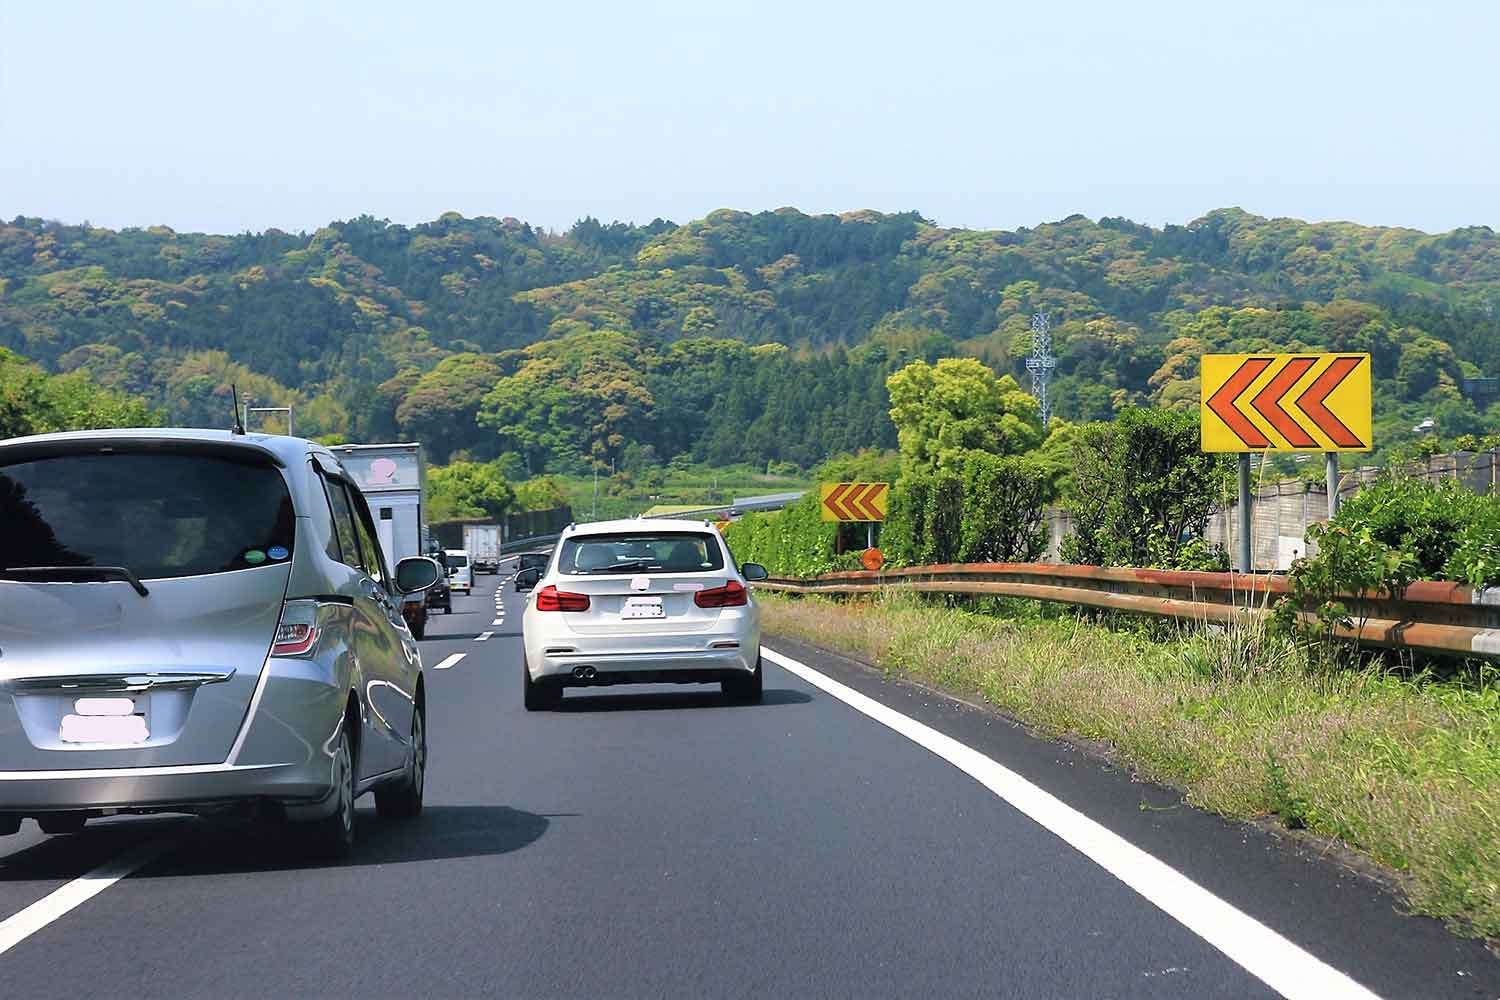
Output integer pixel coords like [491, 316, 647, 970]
[0, 429, 442, 856]
[514, 551, 551, 590]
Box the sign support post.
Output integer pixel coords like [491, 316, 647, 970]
[1237, 454, 1252, 573]
[1326, 453, 1340, 519]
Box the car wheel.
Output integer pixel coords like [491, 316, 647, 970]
[36, 812, 86, 835]
[300, 726, 356, 858]
[522, 659, 560, 711]
[723, 657, 763, 705]
[375, 707, 425, 819]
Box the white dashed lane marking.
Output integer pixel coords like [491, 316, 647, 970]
[475, 631, 494, 642]
[432, 653, 466, 670]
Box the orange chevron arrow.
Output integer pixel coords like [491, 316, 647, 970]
[1250, 357, 1318, 448]
[1296, 356, 1365, 448]
[1205, 358, 1273, 449]
[855, 483, 883, 520]
[822, 483, 854, 520]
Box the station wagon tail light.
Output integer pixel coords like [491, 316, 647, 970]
[272, 600, 321, 656]
[694, 580, 747, 608]
[536, 585, 590, 612]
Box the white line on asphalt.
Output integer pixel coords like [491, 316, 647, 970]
[0, 838, 171, 957]
[432, 653, 466, 670]
[492, 619, 503, 626]
[761, 647, 1381, 1000]
[475, 631, 494, 642]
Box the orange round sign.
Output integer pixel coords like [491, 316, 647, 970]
[861, 548, 885, 571]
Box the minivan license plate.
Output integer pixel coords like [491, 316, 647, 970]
[621, 596, 665, 620]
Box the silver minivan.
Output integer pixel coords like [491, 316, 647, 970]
[0, 428, 442, 856]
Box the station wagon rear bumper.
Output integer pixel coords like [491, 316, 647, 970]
[530, 646, 758, 683]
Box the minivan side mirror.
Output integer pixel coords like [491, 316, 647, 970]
[515, 567, 541, 591]
[395, 556, 442, 594]
[741, 562, 769, 582]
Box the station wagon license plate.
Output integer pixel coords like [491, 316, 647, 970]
[621, 596, 666, 620]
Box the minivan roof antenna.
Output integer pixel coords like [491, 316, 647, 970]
[230, 383, 246, 435]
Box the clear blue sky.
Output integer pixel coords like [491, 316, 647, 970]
[2, 1, 1495, 236]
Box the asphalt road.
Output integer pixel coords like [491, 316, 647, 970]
[0, 562, 1496, 998]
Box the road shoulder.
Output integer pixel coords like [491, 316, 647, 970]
[763, 631, 1500, 996]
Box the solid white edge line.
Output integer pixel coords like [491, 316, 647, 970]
[432, 653, 466, 671]
[760, 647, 1382, 1000]
[0, 838, 171, 957]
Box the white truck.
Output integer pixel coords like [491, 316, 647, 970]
[463, 523, 502, 573]
[328, 442, 432, 638]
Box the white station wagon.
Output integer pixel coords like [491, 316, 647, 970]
[516, 519, 768, 709]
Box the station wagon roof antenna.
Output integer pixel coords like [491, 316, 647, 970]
[230, 383, 246, 435]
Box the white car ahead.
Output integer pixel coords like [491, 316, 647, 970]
[517, 519, 768, 709]
[444, 548, 472, 595]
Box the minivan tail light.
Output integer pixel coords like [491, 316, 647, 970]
[536, 585, 590, 612]
[694, 580, 747, 608]
[272, 600, 321, 656]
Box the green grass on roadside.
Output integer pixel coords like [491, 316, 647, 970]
[759, 591, 1500, 941]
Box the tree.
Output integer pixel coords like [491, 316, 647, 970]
[428, 461, 514, 521]
[394, 353, 503, 462]
[1061, 408, 1233, 569]
[513, 476, 568, 512]
[0, 348, 157, 438]
[886, 358, 1043, 472]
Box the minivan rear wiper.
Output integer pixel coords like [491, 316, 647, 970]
[0, 565, 150, 597]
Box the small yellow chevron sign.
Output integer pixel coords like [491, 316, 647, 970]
[1201, 354, 1372, 453]
[820, 482, 889, 522]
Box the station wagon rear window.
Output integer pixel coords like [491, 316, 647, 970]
[559, 532, 723, 575]
[0, 451, 295, 580]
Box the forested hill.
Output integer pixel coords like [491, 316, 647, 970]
[1, 207, 1497, 470]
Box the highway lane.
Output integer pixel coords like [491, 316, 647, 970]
[0, 565, 1496, 997]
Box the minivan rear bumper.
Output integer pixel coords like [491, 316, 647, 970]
[0, 759, 333, 815]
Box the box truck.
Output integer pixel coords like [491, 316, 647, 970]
[464, 523, 502, 573]
[328, 442, 432, 638]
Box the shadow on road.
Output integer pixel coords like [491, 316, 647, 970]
[554, 688, 812, 713]
[0, 816, 186, 881]
[0, 806, 553, 881]
[147, 805, 554, 875]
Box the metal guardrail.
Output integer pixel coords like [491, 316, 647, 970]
[758, 563, 1500, 660]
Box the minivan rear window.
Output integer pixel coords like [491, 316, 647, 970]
[448, 555, 469, 568]
[559, 532, 723, 575]
[0, 451, 295, 580]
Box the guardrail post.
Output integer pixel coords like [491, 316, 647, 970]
[1237, 454, 1253, 573]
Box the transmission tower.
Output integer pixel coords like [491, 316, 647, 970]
[1025, 312, 1056, 428]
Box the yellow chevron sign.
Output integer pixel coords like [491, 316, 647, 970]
[1201, 354, 1372, 453]
[820, 482, 889, 522]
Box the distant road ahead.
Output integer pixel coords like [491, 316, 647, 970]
[0, 567, 1494, 997]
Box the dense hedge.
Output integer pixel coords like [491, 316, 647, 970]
[726, 452, 1052, 576]
[721, 494, 846, 576]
